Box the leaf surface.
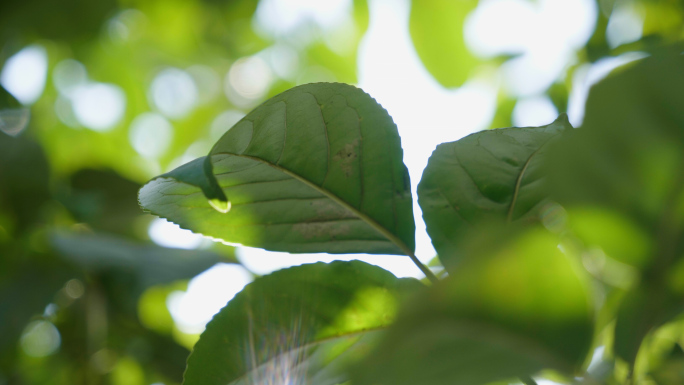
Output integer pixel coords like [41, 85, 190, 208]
[418, 115, 571, 269]
[353, 228, 594, 385]
[183, 260, 422, 385]
[139, 83, 415, 256]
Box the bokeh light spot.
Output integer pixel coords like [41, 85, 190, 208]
[54, 95, 80, 128]
[265, 44, 300, 81]
[65, 279, 85, 299]
[53, 59, 88, 98]
[210, 110, 246, 141]
[255, 0, 352, 36]
[107, 9, 147, 43]
[0, 108, 30, 137]
[186, 65, 221, 104]
[72, 83, 126, 131]
[129, 112, 173, 159]
[20, 320, 61, 357]
[0, 45, 48, 105]
[225, 56, 273, 107]
[149, 68, 198, 120]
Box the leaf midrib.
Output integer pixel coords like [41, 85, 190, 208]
[506, 134, 560, 222]
[213, 152, 414, 257]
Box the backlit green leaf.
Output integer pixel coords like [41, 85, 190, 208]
[547, 49, 684, 365]
[354, 228, 594, 385]
[418, 115, 571, 270]
[139, 83, 415, 256]
[409, 0, 480, 88]
[183, 260, 422, 385]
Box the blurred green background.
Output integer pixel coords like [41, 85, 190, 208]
[0, 0, 682, 384]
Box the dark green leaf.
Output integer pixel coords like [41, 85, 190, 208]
[353, 228, 594, 385]
[0, 260, 68, 353]
[409, 0, 480, 88]
[418, 115, 571, 270]
[0, 133, 51, 233]
[139, 83, 415, 256]
[547, 49, 684, 365]
[58, 169, 144, 237]
[51, 231, 228, 290]
[0, 0, 117, 43]
[183, 260, 422, 385]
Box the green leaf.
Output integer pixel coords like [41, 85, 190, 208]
[58, 169, 145, 237]
[418, 115, 571, 270]
[409, 0, 480, 88]
[546, 49, 684, 365]
[0, 260, 68, 353]
[51, 231, 228, 290]
[353, 228, 594, 385]
[0, 133, 51, 233]
[565, 206, 652, 269]
[183, 260, 422, 385]
[139, 83, 415, 256]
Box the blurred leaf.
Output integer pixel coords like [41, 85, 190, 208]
[642, 0, 684, 39]
[613, 286, 682, 366]
[183, 260, 422, 385]
[0, 260, 68, 354]
[409, 0, 480, 88]
[51, 231, 228, 291]
[139, 83, 416, 256]
[0, 0, 117, 43]
[488, 95, 516, 130]
[648, 340, 684, 385]
[566, 207, 652, 268]
[0, 133, 52, 233]
[353, 227, 594, 385]
[547, 49, 684, 365]
[418, 115, 571, 271]
[58, 169, 143, 237]
[137, 283, 179, 335]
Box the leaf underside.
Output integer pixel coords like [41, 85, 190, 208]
[139, 83, 415, 256]
[418, 114, 571, 269]
[183, 260, 422, 385]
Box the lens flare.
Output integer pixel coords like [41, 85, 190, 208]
[244, 312, 308, 385]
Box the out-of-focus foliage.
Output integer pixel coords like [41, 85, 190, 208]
[408, 0, 480, 88]
[2, 0, 684, 384]
[354, 227, 594, 385]
[549, 50, 684, 376]
[1, 0, 371, 381]
[0, 132, 236, 385]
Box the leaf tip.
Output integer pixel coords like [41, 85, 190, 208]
[208, 197, 231, 213]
